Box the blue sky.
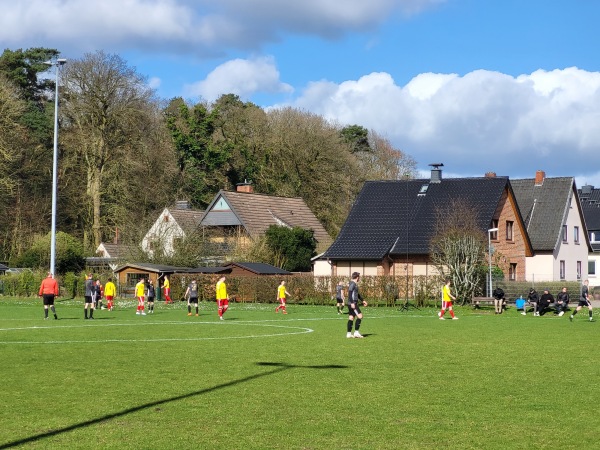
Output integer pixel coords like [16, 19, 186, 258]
[2, 0, 600, 185]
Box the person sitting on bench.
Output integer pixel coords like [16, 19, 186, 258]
[555, 286, 570, 317]
[524, 288, 539, 316]
[492, 286, 505, 314]
[538, 289, 554, 316]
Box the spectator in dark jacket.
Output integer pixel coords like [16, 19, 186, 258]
[538, 289, 554, 316]
[492, 287, 505, 315]
[525, 288, 539, 316]
[555, 287, 569, 316]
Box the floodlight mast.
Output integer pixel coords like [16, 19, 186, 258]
[44, 58, 67, 276]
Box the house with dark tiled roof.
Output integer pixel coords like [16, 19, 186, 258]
[141, 201, 205, 257]
[199, 182, 332, 252]
[577, 183, 600, 285]
[322, 165, 532, 281]
[511, 171, 591, 282]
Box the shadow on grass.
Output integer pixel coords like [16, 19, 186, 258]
[0, 361, 348, 449]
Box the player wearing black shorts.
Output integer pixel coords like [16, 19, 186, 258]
[570, 280, 593, 322]
[347, 272, 368, 338]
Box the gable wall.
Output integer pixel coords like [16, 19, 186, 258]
[491, 188, 528, 281]
[141, 209, 185, 257]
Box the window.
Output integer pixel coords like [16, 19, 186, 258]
[509, 263, 517, 281]
[126, 273, 149, 287]
[562, 225, 568, 243]
[560, 260, 565, 280]
[506, 221, 514, 241]
[589, 260, 596, 276]
[490, 220, 498, 240]
[163, 214, 169, 222]
[577, 261, 582, 280]
[593, 232, 600, 243]
[574, 226, 580, 244]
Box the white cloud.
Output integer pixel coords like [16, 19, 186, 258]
[0, 0, 444, 54]
[283, 67, 600, 184]
[184, 56, 293, 102]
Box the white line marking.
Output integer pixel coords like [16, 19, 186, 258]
[0, 322, 313, 344]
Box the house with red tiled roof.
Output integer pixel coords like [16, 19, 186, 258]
[141, 201, 205, 257]
[200, 182, 332, 253]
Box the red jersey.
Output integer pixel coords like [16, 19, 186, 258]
[39, 277, 59, 296]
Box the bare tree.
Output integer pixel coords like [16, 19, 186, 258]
[430, 199, 486, 304]
[361, 130, 417, 180]
[60, 51, 176, 250]
[0, 75, 23, 193]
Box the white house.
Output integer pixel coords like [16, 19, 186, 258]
[141, 201, 204, 257]
[512, 171, 591, 282]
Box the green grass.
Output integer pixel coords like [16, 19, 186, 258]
[0, 299, 598, 449]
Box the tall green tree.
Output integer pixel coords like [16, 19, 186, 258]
[264, 225, 317, 272]
[164, 97, 229, 205]
[0, 48, 60, 261]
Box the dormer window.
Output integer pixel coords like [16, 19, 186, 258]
[418, 184, 429, 196]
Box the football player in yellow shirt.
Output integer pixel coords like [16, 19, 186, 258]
[216, 276, 229, 320]
[275, 281, 291, 314]
[135, 278, 146, 316]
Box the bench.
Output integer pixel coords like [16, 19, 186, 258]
[471, 297, 497, 308]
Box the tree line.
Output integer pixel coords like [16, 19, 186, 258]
[0, 47, 417, 269]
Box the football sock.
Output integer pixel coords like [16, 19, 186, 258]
[90, 309, 94, 318]
[572, 310, 578, 316]
[439, 309, 445, 318]
[44, 309, 48, 318]
[589, 310, 593, 318]
[195, 306, 199, 314]
[188, 305, 191, 313]
[347, 320, 353, 332]
[450, 310, 455, 318]
[50, 306, 56, 314]
[355, 318, 361, 331]
[85, 309, 88, 319]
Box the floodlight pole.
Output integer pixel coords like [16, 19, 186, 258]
[487, 228, 499, 297]
[45, 58, 67, 276]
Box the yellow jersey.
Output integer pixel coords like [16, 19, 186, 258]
[163, 278, 170, 289]
[136, 280, 145, 297]
[216, 280, 227, 300]
[104, 281, 116, 297]
[442, 284, 452, 302]
[278, 285, 286, 299]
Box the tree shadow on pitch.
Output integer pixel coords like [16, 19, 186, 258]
[0, 362, 348, 449]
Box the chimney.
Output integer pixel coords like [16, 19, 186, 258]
[429, 163, 444, 183]
[485, 172, 496, 178]
[534, 170, 545, 186]
[236, 180, 254, 193]
[175, 200, 190, 209]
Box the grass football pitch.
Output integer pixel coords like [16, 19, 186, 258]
[0, 298, 598, 449]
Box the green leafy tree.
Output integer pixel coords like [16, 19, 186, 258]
[13, 231, 85, 274]
[340, 125, 370, 153]
[264, 225, 317, 272]
[164, 97, 230, 205]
